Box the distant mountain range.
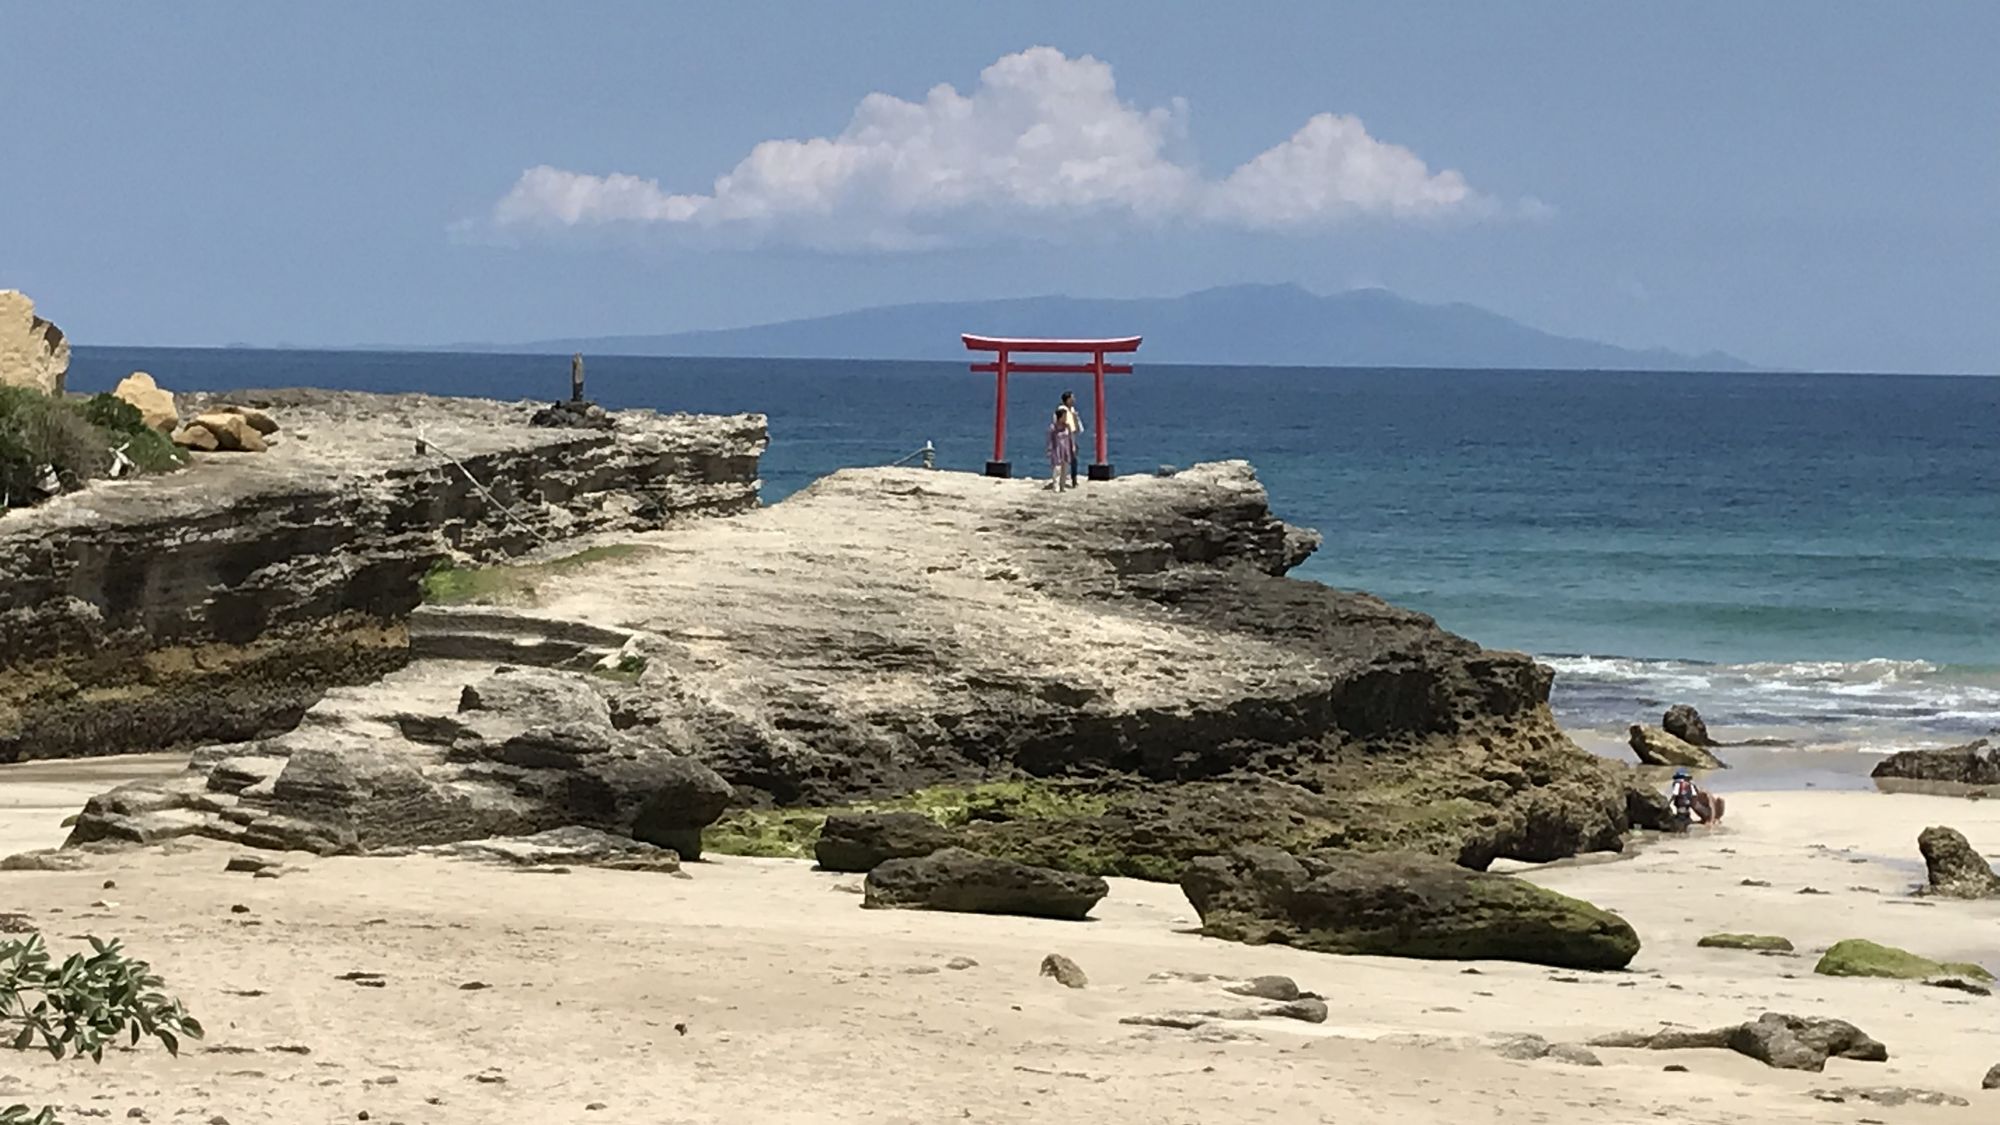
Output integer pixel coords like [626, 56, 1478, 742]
[469, 283, 1752, 371]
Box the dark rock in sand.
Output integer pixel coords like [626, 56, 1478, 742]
[1627, 725, 1728, 770]
[1180, 845, 1640, 970]
[1983, 1063, 2000, 1090]
[1917, 825, 2000, 899]
[1662, 705, 1715, 747]
[1225, 975, 1302, 1002]
[814, 812, 956, 872]
[1040, 953, 1088, 988]
[863, 849, 1108, 921]
[1872, 739, 2000, 790]
[1590, 1012, 1887, 1072]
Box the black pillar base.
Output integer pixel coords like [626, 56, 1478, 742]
[984, 460, 1012, 479]
[1087, 462, 1114, 481]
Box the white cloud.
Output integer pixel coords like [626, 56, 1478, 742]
[486, 46, 1501, 250]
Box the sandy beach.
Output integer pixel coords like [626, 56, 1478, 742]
[4, 756, 1995, 1124]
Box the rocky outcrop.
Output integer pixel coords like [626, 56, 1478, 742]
[863, 848, 1108, 920]
[113, 372, 179, 431]
[66, 667, 732, 859]
[587, 463, 1659, 872]
[814, 811, 956, 872]
[1590, 1013, 1887, 1072]
[62, 457, 1662, 874]
[1628, 725, 1728, 770]
[1918, 825, 2000, 898]
[1179, 845, 1640, 970]
[0, 389, 765, 762]
[1662, 704, 1713, 746]
[1872, 739, 2000, 792]
[0, 291, 68, 396]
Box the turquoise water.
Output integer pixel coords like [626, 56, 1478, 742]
[69, 348, 2000, 751]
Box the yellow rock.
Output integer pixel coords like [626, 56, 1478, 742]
[190, 412, 268, 453]
[0, 290, 69, 396]
[219, 404, 279, 434]
[170, 424, 219, 451]
[114, 372, 179, 431]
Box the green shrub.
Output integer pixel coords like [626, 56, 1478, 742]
[0, 932, 202, 1123]
[0, 389, 186, 509]
[77, 394, 145, 436]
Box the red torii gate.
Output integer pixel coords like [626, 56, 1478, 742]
[962, 334, 1142, 481]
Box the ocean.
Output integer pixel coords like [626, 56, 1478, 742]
[68, 347, 2000, 760]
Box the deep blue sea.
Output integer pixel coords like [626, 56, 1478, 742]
[68, 347, 2000, 756]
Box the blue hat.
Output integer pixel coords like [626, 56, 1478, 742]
[1673, 767, 1691, 779]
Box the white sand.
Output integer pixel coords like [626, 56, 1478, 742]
[3, 764, 1997, 1123]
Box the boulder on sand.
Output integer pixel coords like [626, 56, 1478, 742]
[814, 811, 956, 872]
[113, 372, 178, 431]
[1628, 725, 1728, 770]
[1917, 825, 2000, 899]
[1812, 938, 1994, 982]
[1872, 740, 2000, 790]
[1590, 1012, 1886, 1072]
[1179, 845, 1640, 970]
[863, 847, 1108, 920]
[1662, 704, 1715, 747]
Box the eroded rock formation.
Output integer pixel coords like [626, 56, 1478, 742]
[0, 291, 68, 396]
[68, 667, 734, 858]
[0, 389, 765, 762]
[61, 457, 1667, 877]
[1917, 825, 2000, 898]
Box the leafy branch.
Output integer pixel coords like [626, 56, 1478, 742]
[0, 933, 203, 1125]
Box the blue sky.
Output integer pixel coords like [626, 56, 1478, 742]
[3, 2, 1995, 372]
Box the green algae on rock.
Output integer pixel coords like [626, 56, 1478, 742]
[1699, 933, 1795, 952]
[1813, 938, 1994, 982]
[1181, 845, 1641, 970]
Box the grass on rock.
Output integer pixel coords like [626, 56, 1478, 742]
[421, 543, 650, 605]
[703, 780, 1112, 861]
